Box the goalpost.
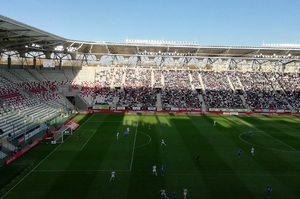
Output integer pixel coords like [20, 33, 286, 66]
[52, 125, 73, 144]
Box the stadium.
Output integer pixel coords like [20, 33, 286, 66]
[0, 13, 300, 199]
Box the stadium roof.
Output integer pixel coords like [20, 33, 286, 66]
[1, 14, 300, 62]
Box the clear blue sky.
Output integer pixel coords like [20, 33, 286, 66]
[0, 0, 299, 46]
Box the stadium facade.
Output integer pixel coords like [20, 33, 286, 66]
[1, 14, 300, 162]
[1, 14, 300, 71]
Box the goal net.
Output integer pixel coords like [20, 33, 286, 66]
[52, 125, 73, 144]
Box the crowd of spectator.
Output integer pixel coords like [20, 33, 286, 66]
[190, 70, 201, 89]
[153, 70, 163, 88]
[201, 71, 244, 109]
[69, 68, 300, 111]
[117, 68, 156, 108]
[2, 68, 300, 114]
[227, 71, 242, 90]
[113, 68, 124, 88]
[275, 72, 300, 109]
[238, 72, 288, 109]
[161, 70, 202, 108]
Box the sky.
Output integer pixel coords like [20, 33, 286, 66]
[0, 0, 300, 46]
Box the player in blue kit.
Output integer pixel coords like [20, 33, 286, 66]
[266, 184, 272, 198]
[161, 164, 165, 176]
[171, 191, 176, 199]
[238, 148, 242, 158]
[249, 129, 252, 136]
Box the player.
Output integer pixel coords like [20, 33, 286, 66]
[266, 184, 272, 198]
[116, 132, 119, 140]
[183, 188, 188, 199]
[162, 194, 168, 199]
[160, 189, 167, 198]
[127, 127, 130, 134]
[161, 139, 167, 146]
[109, 171, 116, 182]
[171, 191, 176, 199]
[152, 165, 157, 176]
[213, 120, 216, 126]
[77, 134, 81, 141]
[148, 124, 151, 130]
[160, 164, 165, 176]
[238, 148, 242, 158]
[249, 129, 253, 136]
[251, 147, 254, 156]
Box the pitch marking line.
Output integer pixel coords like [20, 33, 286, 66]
[129, 120, 138, 171]
[0, 113, 95, 199]
[33, 169, 130, 172]
[55, 129, 97, 151]
[238, 118, 300, 153]
[0, 164, 33, 194]
[0, 141, 63, 199]
[239, 132, 296, 152]
[80, 130, 97, 150]
[87, 121, 122, 123]
[135, 132, 152, 149]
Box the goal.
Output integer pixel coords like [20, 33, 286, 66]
[52, 125, 73, 144]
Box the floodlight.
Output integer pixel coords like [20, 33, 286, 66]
[54, 45, 64, 51]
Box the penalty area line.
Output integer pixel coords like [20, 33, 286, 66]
[238, 118, 300, 153]
[239, 132, 296, 152]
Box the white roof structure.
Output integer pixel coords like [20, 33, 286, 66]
[1, 14, 300, 66]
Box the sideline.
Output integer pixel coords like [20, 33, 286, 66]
[0, 113, 95, 199]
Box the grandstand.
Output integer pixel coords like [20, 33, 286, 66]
[1, 13, 300, 156]
[1, 14, 300, 198]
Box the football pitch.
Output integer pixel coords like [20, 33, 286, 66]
[0, 113, 300, 199]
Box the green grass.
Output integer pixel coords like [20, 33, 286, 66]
[1, 113, 300, 199]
